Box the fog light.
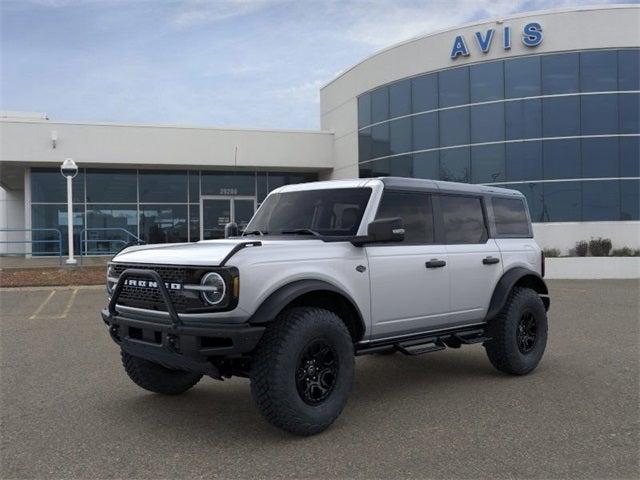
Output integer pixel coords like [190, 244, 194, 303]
[201, 272, 225, 305]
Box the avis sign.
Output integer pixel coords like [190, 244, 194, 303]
[450, 22, 543, 59]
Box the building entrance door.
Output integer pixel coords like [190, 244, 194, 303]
[200, 196, 256, 240]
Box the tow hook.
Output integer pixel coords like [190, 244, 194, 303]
[166, 333, 180, 353]
[109, 325, 120, 342]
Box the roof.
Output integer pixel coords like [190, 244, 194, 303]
[273, 177, 523, 196]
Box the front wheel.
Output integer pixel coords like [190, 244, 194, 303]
[250, 307, 354, 436]
[484, 287, 548, 375]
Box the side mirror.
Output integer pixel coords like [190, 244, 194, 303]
[352, 217, 405, 245]
[224, 222, 239, 238]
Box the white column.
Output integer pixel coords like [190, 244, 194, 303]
[66, 176, 77, 265]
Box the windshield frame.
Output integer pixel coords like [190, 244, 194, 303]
[243, 187, 373, 240]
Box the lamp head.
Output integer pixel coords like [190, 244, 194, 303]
[60, 158, 78, 178]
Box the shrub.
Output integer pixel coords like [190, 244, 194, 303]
[589, 237, 612, 257]
[574, 241, 589, 257]
[543, 248, 561, 258]
[611, 247, 640, 257]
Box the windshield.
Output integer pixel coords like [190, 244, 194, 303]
[244, 188, 372, 237]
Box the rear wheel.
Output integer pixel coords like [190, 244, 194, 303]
[250, 307, 354, 436]
[121, 351, 202, 395]
[484, 287, 548, 375]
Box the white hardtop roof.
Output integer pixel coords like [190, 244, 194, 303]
[273, 177, 523, 197]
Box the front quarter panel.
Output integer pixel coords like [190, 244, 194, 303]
[232, 241, 372, 336]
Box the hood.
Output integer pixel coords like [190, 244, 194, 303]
[111, 238, 324, 266]
[113, 239, 251, 266]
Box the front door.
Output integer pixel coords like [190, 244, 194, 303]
[200, 196, 256, 240]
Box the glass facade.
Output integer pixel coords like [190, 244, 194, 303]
[357, 48, 640, 222]
[31, 168, 316, 254]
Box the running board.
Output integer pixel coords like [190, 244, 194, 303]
[356, 325, 490, 356]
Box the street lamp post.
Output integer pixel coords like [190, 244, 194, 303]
[60, 158, 78, 265]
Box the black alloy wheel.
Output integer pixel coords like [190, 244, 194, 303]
[516, 311, 537, 353]
[295, 340, 339, 405]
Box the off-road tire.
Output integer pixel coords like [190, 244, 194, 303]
[250, 307, 354, 436]
[484, 287, 548, 375]
[121, 351, 202, 395]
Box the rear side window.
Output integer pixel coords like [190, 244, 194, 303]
[440, 195, 487, 244]
[375, 191, 434, 243]
[492, 197, 531, 237]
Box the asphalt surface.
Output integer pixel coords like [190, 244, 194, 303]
[1, 280, 639, 479]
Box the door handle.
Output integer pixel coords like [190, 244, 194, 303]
[483, 256, 500, 265]
[426, 259, 446, 268]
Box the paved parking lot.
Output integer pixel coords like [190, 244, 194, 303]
[1, 280, 638, 479]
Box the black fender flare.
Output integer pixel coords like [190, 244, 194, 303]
[485, 267, 550, 321]
[248, 279, 366, 336]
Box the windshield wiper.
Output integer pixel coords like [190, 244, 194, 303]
[281, 228, 322, 237]
[243, 230, 267, 236]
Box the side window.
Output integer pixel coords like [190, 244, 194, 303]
[492, 197, 531, 237]
[440, 195, 487, 244]
[375, 191, 434, 243]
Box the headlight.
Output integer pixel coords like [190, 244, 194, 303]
[200, 272, 226, 305]
[106, 263, 116, 295]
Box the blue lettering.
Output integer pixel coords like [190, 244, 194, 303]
[503, 26, 511, 50]
[450, 35, 470, 59]
[475, 29, 494, 53]
[522, 22, 543, 47]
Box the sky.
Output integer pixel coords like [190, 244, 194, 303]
[0, 0, 631, 130]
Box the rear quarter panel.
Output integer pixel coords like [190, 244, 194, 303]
[495, 238, 542, 275]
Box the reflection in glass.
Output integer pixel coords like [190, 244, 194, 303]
[542, 53, 579, 94]
[580, 51, 617, 92]
[86, 205, 138, 254]
[31, 169, 85, 203]
[389, 79, 411, 118]
[582, 137, 619, 178]
[371, 87, 389, 123]
[542, 182, 581, 222]
[139, 170, 187, 203]
[371, 123, 390, 158]
[542, 97, 580, 137]
[505, 99, 542, 140]
[505, 56, 541, 98]
[506, 142, 543, 182]
[543, 139, 581, 179]
[359, 128, 372, 162]
[620, 137, 640, 177]
[413, 151, 439, 180]
[188, 171, 200, 203]
[31, 204, 84, 255]
[412, 112, 438, 151]
[471, 144, 505, 183]
[618, 49, 640, 91]
[358, 94, 371, 128]
[619, 93, 639, 134]
[439, 108, 469, 147]
[388, 155, 412, 177]
[139, 205, 188, 244]
[86, 170, 137, 203]
[621, 180, 640, 220]
[581, 94, 618, 135]
[470, 103, 505, 143]
[412, 73, 438, 113]
[189, 204, 200, 241]
[440, 147, 470, 183]
[582, 181, 620, 221]
[470, 61, 504, 102]
[508, 183, 543, 223]
[390, 117, 412, 155]
[439, 67, 469, 108]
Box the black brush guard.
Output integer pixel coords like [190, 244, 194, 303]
[101, 268, 265, 378]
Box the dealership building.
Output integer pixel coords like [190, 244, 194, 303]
[1, 5, 638, 257]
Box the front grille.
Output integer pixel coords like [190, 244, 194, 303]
[111, 263, 205, 313]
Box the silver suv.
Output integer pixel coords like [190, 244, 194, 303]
[102, 177, 550, 436]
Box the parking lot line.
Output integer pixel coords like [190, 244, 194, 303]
[29, 290, 56, 319]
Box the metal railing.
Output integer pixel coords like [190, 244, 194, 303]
[79, 228, 144, 258]
[0, 228, 64, 263]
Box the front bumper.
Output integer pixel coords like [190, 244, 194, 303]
[102, 267, 264, 378]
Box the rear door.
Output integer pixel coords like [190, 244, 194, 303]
[366, 190, 450, 338]
[439, 194, 503, 325]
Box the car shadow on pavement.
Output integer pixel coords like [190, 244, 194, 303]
[104, 349, 511, 441]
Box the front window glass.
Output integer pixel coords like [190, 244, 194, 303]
[244, 188, 372, 237]
[375, 191, 434, 244]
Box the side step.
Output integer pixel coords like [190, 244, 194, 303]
[355, 325, 491, 357]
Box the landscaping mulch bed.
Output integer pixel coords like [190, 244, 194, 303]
[0, 266, 105, 288]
